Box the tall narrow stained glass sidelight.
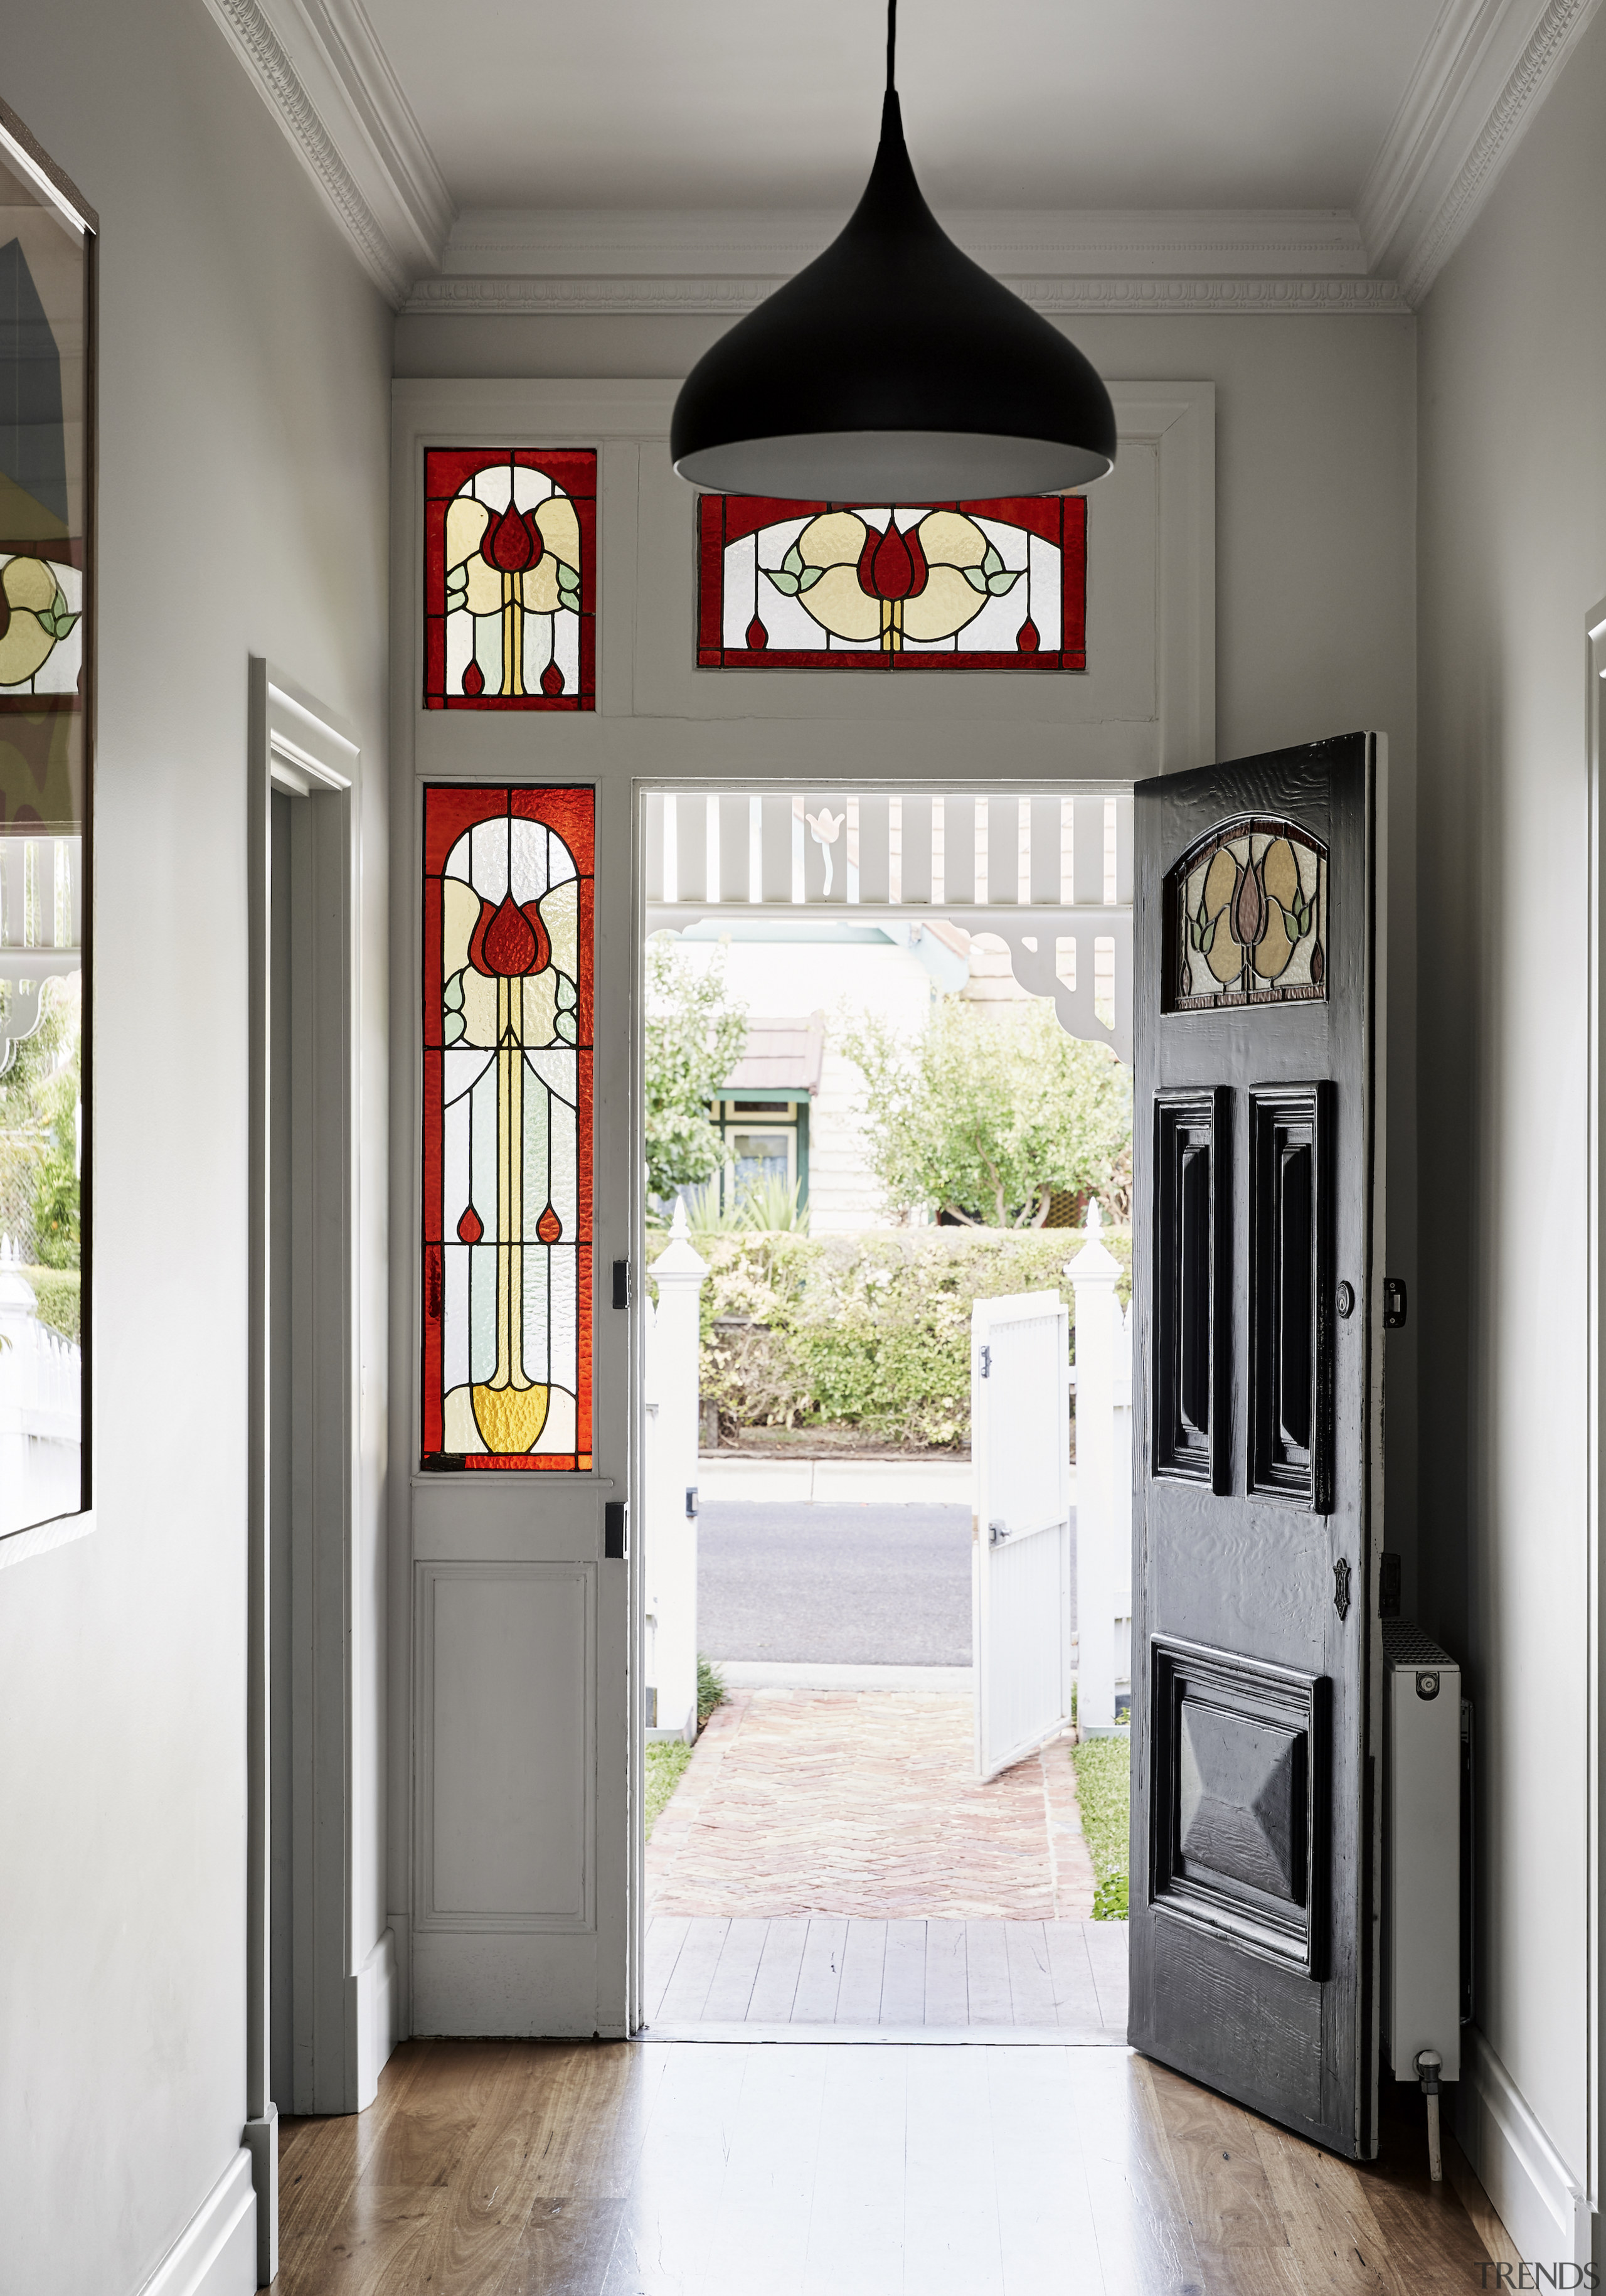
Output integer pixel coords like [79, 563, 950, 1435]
[0, 105, 93, 1542]
[423, 449, 596, 710]
[698, 494, 1086, 669]
[421, 786, 594, 1471]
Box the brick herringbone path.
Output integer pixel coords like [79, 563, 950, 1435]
[647, 1688, 1095, 1920]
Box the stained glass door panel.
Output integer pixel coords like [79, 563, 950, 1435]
[423, 450, 596, 710]
[421, 785, 593, 1471]
[697, 494, 1086, 670]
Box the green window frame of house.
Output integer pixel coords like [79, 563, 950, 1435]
[707, 1094, 810, 1210]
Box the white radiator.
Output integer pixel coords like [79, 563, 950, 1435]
[1383, 1620, 1462, 2085]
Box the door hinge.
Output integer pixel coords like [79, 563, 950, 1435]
[604, 1499, 628, 1559]
[979, 1345, 992, 1379]
[612, 1258, 632, 1310]
[1332, 1556, 1352, 1620]
[1383, 1276, 1407, 1329]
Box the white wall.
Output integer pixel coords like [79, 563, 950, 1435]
[1416, 9, 1606, 2247]
[0, 4, 391, 2290]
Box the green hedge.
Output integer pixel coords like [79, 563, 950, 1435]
[649, 1224, 1130, 1450]
[23, 1265, 80, 1344]
[1072, 1735, 1131, 1920]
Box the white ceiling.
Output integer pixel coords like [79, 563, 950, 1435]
[361, 0, 1444, 213]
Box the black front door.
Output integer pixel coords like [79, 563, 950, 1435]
[1130, 734, 1383, 2159]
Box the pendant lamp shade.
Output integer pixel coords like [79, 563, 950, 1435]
[671, 91, 1117, 501]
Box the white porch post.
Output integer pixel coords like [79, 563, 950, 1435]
[646, 1202, 708, 1743]
[1068, 1204, 1122, 1736]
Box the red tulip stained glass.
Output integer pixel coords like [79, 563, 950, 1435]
[420, 785, 595, 1470]
[697, 495, 1086, 670]
[423, 449, 596, 710]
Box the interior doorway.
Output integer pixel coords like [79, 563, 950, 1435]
[635, 783, 1135, 2038]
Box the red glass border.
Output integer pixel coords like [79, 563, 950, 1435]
[420, 783, 595, 1471]
[423, 449, 597, 711]
[694, 494, 1087, 671]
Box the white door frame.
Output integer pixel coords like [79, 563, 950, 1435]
[247, 661, 362, 2275]
[387, 376, 1214, 2047]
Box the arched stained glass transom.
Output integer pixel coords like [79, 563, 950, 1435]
[421, 784, 594, 1470]
[1167, 817, 1327, 1013]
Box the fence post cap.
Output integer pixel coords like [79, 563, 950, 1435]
[653, 1197, 710, 1285]
[1065, 1198, 1120, 1283]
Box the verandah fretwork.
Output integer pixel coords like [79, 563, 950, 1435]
[423, 449, 596, 710]
[1168, 818, 1327, 1011]
[420, 785, 594, 1470]
[697, 494, 1086, 669]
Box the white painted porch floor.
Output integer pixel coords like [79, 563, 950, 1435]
[643, 1916, 1129, 2042]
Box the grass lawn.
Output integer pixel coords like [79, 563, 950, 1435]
[1072, 1734, 1131, 1919]
[644, 1740, 692, 1840]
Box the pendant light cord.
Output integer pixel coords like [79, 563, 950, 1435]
[886, 0, 897, 92]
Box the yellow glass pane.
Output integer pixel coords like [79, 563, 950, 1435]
[799, 511, 866, 569]
[533, 493, 580, 569]
[445, 493, 489, 572]
[800, 563, 880, 643]
[916, 509, 986, 567]
[903, 565, 986, 643]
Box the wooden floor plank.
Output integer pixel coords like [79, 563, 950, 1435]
[789, 1918, 849, 2024]
[876, 1918, 927, 2024]
[964, 1918, 1015, 2024]
[745, 1917, 810, 2022]
[495, 2198, 624, 2296]
[984, 2049, 1109, 2295]
[1002, 1922, 1059, 2026]
[275, 2037, 1500, 2296]
[641, 1916, 689, 2028]
[653, 1916, 729, 2024]
[1082, 1918, 1130, 2036]
[831, 1920, 887, 2025]
[800, 2048, 910, 2296]
[1044, 1919, 1106, 2033]
[698, 1916, 769, 2022]
[922, 1920, 970, 2026]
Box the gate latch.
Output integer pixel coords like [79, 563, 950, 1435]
[989, 1520, 1009, 1546]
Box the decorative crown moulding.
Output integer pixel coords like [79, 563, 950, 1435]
[210, 0, 1602, 317]
[439, 206, 1375, 280]
[402, 270, 1410, 319]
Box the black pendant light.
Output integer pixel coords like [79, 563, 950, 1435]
[671, 0, 1117, 500]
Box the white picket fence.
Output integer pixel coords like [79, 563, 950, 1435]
[0, 1234, 82, 1536]
[642, 1202, 1133, 1742]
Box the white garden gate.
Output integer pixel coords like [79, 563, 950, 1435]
[971, 1289, 1073, 1781]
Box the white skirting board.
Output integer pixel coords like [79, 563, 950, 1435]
[349, 1925, 400, 2109]
[135, 2149, 255, 2296]
[1455, 2027, 1590, 2267]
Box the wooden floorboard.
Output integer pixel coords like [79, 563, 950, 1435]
[643, 1914, 1129, 2034]
[274, 2038, 1504, 2296]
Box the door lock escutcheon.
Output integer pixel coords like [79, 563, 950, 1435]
[1335, 1280, 1355, 1319]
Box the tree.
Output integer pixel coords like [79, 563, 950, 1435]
[644, 938, 748, 1203]
[841, 994, 1131, 1227]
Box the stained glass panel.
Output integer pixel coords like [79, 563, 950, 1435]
[421, 785, 593, 1470]
[697, 494, 1086, 670]
[1168, 819, 1327, 1013]
[423, 449, 596, 710]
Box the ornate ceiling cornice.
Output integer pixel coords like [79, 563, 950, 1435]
[203, 0, 1601, 319]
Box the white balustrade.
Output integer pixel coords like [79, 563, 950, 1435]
[643, 790, 1132, 1059]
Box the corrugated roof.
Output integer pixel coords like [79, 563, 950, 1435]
[722, 1014, 825, 1094]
